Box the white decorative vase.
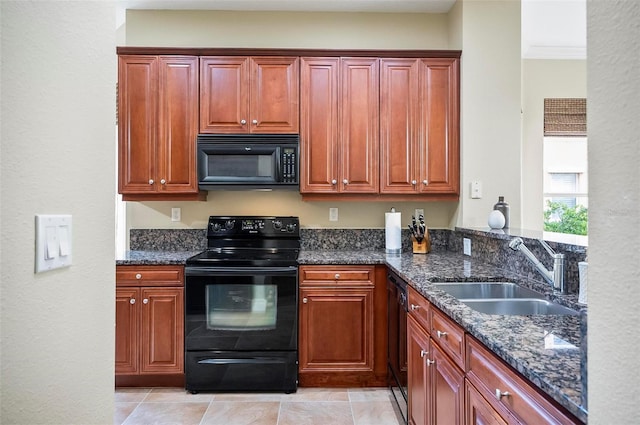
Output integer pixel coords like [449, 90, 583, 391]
[488, 210, 506, 229]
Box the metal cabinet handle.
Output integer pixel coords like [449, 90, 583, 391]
[160, 179, 166, 185]
[129, 298, 136, 305]
[436, 330, 448, 338]
[135, 273, 142, 280]
[240, 119, 247, 125]
[411, 180, 417, 185]
[302, 298, 308, 304]
[252, 119, 258, 124]
[423, 179, 428, 185]
[342, 179, 349, 185]
[426, 359, 435, 366]
[410, 304, 420, 311]
[495, 389, 511, 400]
[331, 179, 337, 185]
[143, 298, 149, 304]
[420, 349, 428, 358]
[334, 273, 340, 279]
[148, 179, 154, 185]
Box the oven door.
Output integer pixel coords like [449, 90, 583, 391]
[185, 266, 298, 352]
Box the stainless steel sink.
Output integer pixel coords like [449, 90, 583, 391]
[432, 282, 546, 300]
[459, 298, 579, 316]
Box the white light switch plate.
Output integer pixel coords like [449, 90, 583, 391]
[471, 181, 482, 199]
[35, 214, 72, 273]
[171, 207, 181, 222]
[329, 207, 338, 221]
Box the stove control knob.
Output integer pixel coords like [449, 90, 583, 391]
[225, 220, 235, 230]
[272, 220, 283, 230]
[286, 223, 297, 232]
[211, 222, 222, 232]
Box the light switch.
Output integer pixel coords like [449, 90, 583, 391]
[471, 181, 482, 199]
[35, 214, 72, 273]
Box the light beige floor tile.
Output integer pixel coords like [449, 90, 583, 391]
[348, 388, 395, 402]
[351, 400, 403, 425]
[115, 388, 152, 402]
[114, 402, 139, 425]
[200, 401, 280, 425]
[278, 401, 353, 425]
[144, 387, 214, 402]
[285, 387, 350, 401]
[213, 393, 284, 402]
[122, 401, 209, 425]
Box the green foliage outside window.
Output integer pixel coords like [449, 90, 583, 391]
[543, 201, 588, 236]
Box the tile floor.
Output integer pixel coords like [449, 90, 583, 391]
[115, 387, 404, 425]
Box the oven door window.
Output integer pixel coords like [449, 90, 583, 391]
[207, 283, 277, 331]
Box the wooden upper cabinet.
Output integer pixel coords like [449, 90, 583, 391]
[300, 57, 379, 194]
[118, 55, 200, 199]
[200, 56, 299, 134]
[340, 58, 380, 193]
[380, 58, 420, 194]
[418, 58, 460, 195]
[300, 57, 340, 193]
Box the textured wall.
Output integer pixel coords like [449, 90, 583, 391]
[587, 1, 640, 422]
[1, 2, 115, 423]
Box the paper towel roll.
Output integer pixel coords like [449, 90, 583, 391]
[385, 210, 402, 254]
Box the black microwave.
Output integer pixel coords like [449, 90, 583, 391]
[197, 134, 299, 190]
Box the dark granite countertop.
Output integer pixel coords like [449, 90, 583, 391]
[116, 250, 201, 265]
[117, 248, 586, 422]
[299, 249, 587, 423]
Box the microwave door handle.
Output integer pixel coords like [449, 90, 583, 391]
[275, 146, 283, 182]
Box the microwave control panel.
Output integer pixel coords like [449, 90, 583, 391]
[282, 147, 297, 183]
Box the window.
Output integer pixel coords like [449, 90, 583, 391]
[543, 99, 588, 235]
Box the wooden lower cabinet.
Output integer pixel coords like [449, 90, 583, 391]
[465, 380, 508, 425]
[298, 265, 387, 386]
[115, 265, 184, 387]
[407, 313, 464, 425]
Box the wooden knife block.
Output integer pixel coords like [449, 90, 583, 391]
[412, 236, 430, 254]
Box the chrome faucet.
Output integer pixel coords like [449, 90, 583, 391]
[508, 237, 566, 294]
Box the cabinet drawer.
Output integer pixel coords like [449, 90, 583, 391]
[300, 266, 374, 286]
[466, 336, 578, 425]
[116, 265, 184, 287]
[430, 307, 465, 370]
[407, 286, 430, 331]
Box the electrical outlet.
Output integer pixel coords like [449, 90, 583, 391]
[463, 238, 471, 256]
[329, 207, 338, 221]
[471, 181, 482, 199]
[171, 207, 181, 222]
[414, 208, 424, 219]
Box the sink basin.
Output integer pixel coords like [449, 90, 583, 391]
[432, 282, 546, 300]
[459, 299, 579, 316]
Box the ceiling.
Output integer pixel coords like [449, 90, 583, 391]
[118, 0, 586, 59]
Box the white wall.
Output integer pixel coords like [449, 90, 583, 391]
[587, 1, 640, 422]
[522, 59, 587, 230]
[457, 0, 522, 228]
[1, 2, 115, 424]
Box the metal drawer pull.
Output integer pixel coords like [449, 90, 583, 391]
[302, 298, 308, 303]
[240, 119, 247, 124]
[436, 330, 448, 338]
[135, 273, 142, 279]
[426, 359, 435, 366]
[420, 349, 428, 358]
[143, 298, 148, 304]
[495, 389, 511, 400]
[410, 304, 420, 310]
[130, 298, 135, 305]
[335, 273, 340, 279]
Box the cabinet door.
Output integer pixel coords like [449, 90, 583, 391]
[340, 58, 379, 193]
[300, 57, 340, 193]
[250, 57, 299, 133]
[299, 287, 374, 372]
[407, 315, 430, 425]
[200, 56, 250, 133]
[466, 380, 508, 425]
[118, 55, 157, 194]
[431, 341, 464, 425]
[115, 288, 139, 374]
[418, 58, 460, 195]
[140, 287, 184, 374]
[157, 56, 199, 194]
[380, 58, 420, 194]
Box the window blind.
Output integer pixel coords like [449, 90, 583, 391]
[543, 98, 586, 136]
